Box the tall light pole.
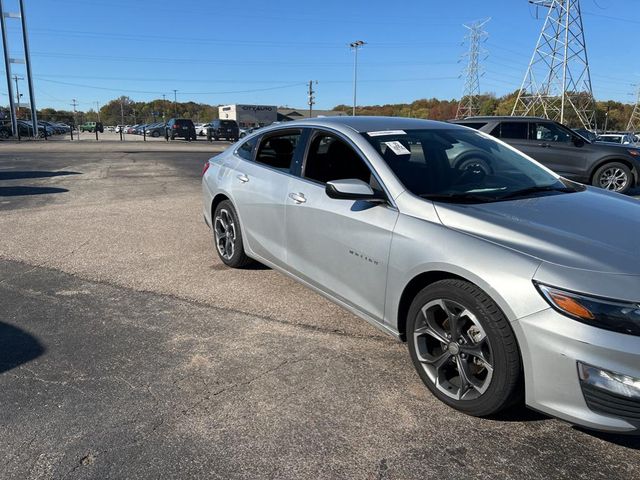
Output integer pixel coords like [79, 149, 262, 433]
[349, 40, 365, 116]
[173, 89, 178, 117]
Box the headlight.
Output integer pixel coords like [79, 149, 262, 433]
[536, 283, 640, 336]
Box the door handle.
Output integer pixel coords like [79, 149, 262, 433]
[288, 192, 306, 204]
[237, 173, 249, 183]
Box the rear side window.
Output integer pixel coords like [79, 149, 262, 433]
[237, 137, 257, 161]
[255, 132, 301, 171]
[492, 122, 529, 140]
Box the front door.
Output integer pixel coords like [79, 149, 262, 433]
[285, 130, 398, 321]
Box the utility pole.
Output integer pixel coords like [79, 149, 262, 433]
[349, 40, 365, 116]
[162, 94, 166, 120]
[455, 18, 490, 119]
[627, 86, 640, 133]
[512, 0, 595, 128]
[71, 99, 78, 131]
[307, 80, 316, 118]
[173, 89, 178, 117]
[95, 101, 101, 122]
[120, 98, 125, 127]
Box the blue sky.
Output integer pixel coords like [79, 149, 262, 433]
[1, 0, 637, 111]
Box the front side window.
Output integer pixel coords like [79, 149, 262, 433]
[364, 128, 578, 203]
[303, 133, 373, 185]
[255, 131, 301, 171]
[532, 122, 572, 143]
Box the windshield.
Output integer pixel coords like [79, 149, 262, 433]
[364, 128, 578, 203]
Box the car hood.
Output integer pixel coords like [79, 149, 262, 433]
[434, 188, 640, 274]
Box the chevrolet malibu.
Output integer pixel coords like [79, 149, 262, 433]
[202, 117, 640, 433]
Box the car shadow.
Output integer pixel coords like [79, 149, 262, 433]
[485, 403, 550, 423]
[0, 171, 81, 181]
[0, 186, 69, 197]
[574, 427, 640, 449]
[0, 321, 45, 374]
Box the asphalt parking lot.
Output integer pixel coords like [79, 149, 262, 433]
[0, 140, 639, 479]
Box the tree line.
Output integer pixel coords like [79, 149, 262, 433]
[5, 91, 636, 131]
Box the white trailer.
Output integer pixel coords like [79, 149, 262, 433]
[218, 104, 277, 128]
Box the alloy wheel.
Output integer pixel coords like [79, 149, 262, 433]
[413, 298, 494, 401]
[598, 167, 628, 191]
[214, 208, 236, 260]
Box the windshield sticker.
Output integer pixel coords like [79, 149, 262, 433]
[384, 141, 411, 155]
[367, 130, 406, 137]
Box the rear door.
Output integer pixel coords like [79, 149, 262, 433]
[284, 129, 398, 321]
[231, 129, 305, 268]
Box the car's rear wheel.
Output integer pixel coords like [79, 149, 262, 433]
[213, 200, 253, 268]
[407, 279, 521, 417]
[152, 131, 160, 138]
[592, 162, 632, 194]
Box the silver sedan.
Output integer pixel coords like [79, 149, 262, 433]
[202, 116, 640, 434]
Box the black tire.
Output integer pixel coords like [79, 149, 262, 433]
[214, 136, 219, 141]
[407, 279, 521, 417]
[0, 130, 9, 139]
[152, 131, 160, 138]
[591, 162, 632, 194]
[212, 200, 254, 268]
[170, 134, 176, 140]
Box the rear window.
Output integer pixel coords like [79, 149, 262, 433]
[220, 120, 237, 127]
[175, 119, 194, 127]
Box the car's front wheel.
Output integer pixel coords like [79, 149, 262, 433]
[592, 162, 632, 194]
[213, 200, 253, 268]
[407, 279, 521, 417]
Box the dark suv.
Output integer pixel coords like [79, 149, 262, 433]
[165, 118, 196, 141]
[208, 119, 239, 141]
[450, 116, 640, 193]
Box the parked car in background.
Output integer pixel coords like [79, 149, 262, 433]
[165, 118, 196, 140]
[596, 133, 635, 145]
[197, 123, 211, 136]
[202, 116, 640, 434]
[16, 120, 45, 137]
[145, 123, 165, 137]
[208, 119, 239, 141]
[0, 123, 12, 138]
[80, 121, 104, 133]
[450, 116, 640, 194]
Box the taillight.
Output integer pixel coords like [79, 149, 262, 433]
[172, 124, 179, 129]
[202, 161, 210, 176]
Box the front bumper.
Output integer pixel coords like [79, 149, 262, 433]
[514, 308, 640, 433]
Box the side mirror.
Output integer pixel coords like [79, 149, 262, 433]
[325, 179, 386, 202]
[573, 137, 585, 147]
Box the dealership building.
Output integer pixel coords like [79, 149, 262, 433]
[218, 104, 277, 127]
[218, 104, 347, 127]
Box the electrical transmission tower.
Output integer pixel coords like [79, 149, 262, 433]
[456, 18, 490, 119]
[627, 85, 640, 133]
[512, 0, 595, 129]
